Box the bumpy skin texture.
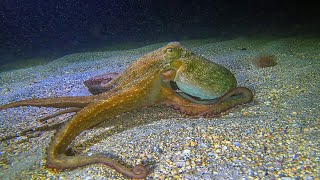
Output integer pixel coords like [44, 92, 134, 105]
[0, 42, 253, 179]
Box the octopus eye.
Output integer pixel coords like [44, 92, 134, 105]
[166, 48, 173, 53]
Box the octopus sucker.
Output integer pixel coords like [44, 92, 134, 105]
[0, 42, 253, 178]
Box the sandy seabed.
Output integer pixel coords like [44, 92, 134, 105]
[0, 36, 319, 179]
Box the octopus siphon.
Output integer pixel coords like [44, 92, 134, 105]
[0, 42, 253, 178]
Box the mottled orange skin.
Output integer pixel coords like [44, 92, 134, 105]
[0, 42, 253, 178]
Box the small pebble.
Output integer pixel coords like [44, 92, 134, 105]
[246, 129, 252, 135]
[233, 141, 241, 147]
[183, 149, 191, 156]
[281, 177, 294, 180]
[176, 161, 186, 167]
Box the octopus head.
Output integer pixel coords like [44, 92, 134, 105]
[161, 42, 237, 101]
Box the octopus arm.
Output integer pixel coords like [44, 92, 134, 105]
[162, 86, 253, 116]
[0, 96, 98, 110]
[45, 85, 156, 178]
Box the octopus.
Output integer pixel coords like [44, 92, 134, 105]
[0, 42, 253, 178]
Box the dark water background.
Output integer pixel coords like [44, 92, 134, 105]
[0, 0, 318, 69]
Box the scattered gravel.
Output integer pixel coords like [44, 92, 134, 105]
[0, 36, 319, 179]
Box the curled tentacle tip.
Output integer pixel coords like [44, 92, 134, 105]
[130, 164, 148, 179]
